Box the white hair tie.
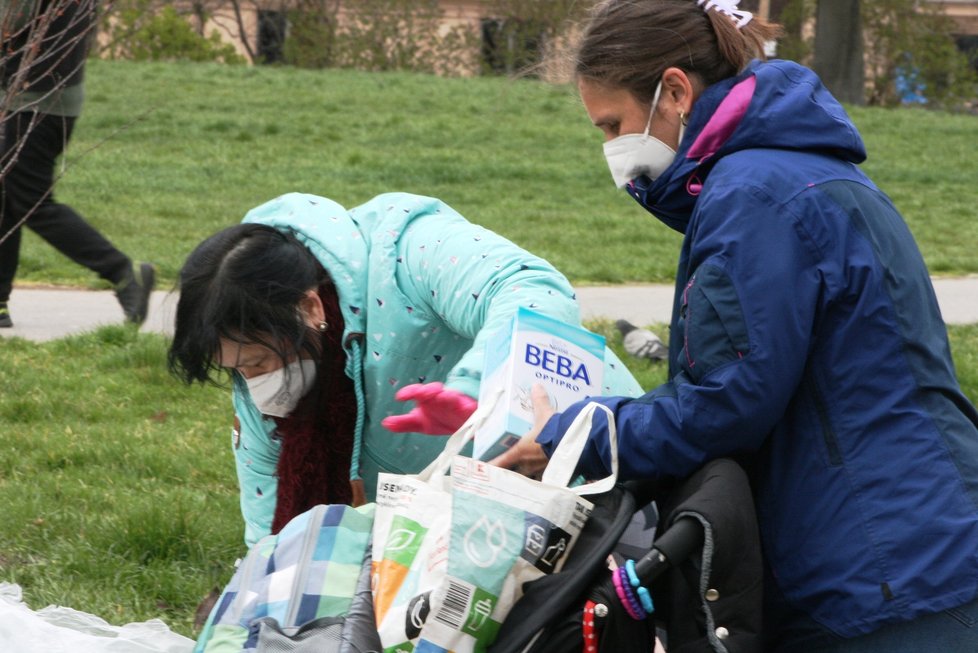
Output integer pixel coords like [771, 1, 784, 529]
[697, 0, 753, 29]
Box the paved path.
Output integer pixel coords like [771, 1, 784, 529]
[577, 277, 978, 327]
[2, 276, 977, 343]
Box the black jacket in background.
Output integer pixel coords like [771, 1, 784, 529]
[1, 0, 95, 94]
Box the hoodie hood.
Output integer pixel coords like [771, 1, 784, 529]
[243, 193, 369, 350]
[629, 59, 867, 232]
[242, 192, 426, 381]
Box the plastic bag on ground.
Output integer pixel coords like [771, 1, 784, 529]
[0, 582, 194, 653]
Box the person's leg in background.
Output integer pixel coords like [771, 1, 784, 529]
[0, 111, 154, 327]
[0, 194, 22, 327]
[0, 110, 32, 327]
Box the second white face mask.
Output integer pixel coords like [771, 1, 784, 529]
[245, 358, 318, 418]
[602, 81, 681, 189]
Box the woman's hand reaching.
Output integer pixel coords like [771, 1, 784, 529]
[489, 384, 555, 479]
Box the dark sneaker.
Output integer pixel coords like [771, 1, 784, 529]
[115, 262, 156, 325]
[0, 302, 11, 328]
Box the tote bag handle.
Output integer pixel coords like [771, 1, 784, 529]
[540, 401, 619, 496]
[415, 387, 504, 490]
[417, 394, 618, 496]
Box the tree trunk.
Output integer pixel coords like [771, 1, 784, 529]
[813, 0, 865, 105]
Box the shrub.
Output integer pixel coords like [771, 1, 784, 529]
[99, 2, 244, 65]
[281, 0, 338, 69]
[862, 0, 977, 109]
[478, 0, 590, 79]
[775, 0, 977, 110]
[282, 0, 476, 75]
[280, 0, 589, 78]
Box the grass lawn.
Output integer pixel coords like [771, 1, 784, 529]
[3, 60, 978, 640]
[12, 59, 978, 290]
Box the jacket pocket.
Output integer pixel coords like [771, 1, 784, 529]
[801, 370, 842, 466]
[680, 265, 750, 383]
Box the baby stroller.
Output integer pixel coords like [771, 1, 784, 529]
[489, 457, 763, 653]
[195, 458, 761, 653]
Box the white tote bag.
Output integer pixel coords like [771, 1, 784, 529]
[372, 400, 617, 653]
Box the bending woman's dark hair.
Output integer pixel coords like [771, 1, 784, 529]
[168, 223, 332, 385]
[575, 0, 782, 104]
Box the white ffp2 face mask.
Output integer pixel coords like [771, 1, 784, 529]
[602, 81, 683, 189]
[245, 358, 318, 418]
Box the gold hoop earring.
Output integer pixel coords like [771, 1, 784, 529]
[318, 321, 328, 332]
[679, 109, 688, 126]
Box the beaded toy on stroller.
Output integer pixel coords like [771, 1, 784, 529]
[491, 458, 762, 653]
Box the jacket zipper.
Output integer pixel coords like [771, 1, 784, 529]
[284, 504, 327, 627]
[681, 276, 696, 369]
[807, 371, 842, 466]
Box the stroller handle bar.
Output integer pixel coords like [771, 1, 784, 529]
[634, 516, 704, 585]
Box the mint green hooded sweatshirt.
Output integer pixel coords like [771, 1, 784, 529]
[231, 192, 642, 545]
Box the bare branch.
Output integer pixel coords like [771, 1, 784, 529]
[226, 0, 257, 63]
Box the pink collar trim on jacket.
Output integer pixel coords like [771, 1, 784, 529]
[687, 75, 757, 161]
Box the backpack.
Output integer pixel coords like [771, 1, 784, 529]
[195, 503, 380, 653]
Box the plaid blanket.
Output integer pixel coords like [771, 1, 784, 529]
[195, 503, 376, 652]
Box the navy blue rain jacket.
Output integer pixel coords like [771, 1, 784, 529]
[538, 59, 978, 637]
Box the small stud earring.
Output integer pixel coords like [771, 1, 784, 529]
[318, 321, 328, 332]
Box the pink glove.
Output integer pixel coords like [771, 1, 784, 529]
[381, 382, 478, 435]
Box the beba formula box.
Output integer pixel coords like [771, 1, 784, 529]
[474, 307, 605, 461]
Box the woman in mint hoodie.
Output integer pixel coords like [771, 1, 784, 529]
[169, 191, 642, 546]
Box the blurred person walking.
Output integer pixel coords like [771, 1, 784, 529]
[0, 0, 155, 328]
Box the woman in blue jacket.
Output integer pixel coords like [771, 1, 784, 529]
[167, 191, 642, 547]
[499, 0, 978, 650]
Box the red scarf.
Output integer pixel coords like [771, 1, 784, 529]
[269, 284, 356, 534]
